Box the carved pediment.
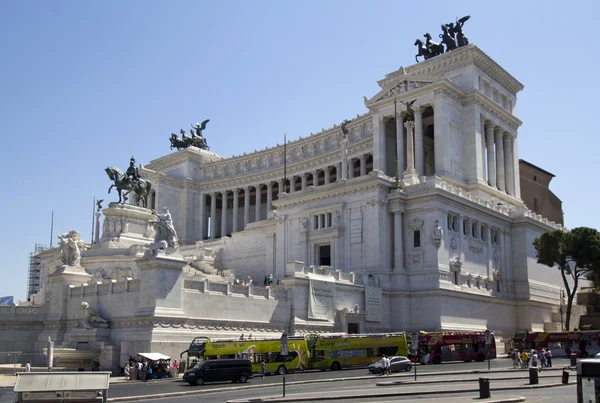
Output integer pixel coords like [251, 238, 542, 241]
[365, 77, 436, 107]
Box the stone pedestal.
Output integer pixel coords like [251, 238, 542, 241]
[136, 255, 187, 318]
[100, 203, 155, 246]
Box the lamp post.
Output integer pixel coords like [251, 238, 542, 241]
[280, 332, 288, 397]
[484, 330, 492, 371]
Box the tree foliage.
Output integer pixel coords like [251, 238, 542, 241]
[533, 227, 600, 330]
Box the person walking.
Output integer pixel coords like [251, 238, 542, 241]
[124, 363, 130, 380]
[531, 350, 539, 370]
[25, 360, 31, 372]
[540, 349, 547, 368]
[546, 349, 552, 368]
[172, 360, 179, 377]
[385, 356, 392, 375]
[521, 350, 529, 369]
[380, 355, 387, 376]
[261, 360, 266, 379]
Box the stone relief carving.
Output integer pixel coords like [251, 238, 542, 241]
[469, 245, 484, 254]
[450, 237, 458, 250]
[431, 220, 443, 247]
[493, 249, 500, 262]
[334, 211, 342, 226]
[410, 254, 422, 264]
[300, 217, 309, 231]
[122, 219, 129, 234]
[80, 301, 108, 329]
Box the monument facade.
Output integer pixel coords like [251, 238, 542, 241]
[1, 33, 580, 367]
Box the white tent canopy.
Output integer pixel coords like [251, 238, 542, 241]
[138, 352, 171, 361]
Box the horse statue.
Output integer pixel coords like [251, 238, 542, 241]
[105, 166, 152, 207]
[414, 39, 432, 62]
[423, 33, 444, 57]
[170, 133, 187, 150]
[440, 24, 457, 52]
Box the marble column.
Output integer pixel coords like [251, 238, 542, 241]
[278, 179, 284, 196]
[512, 134, 521, 199]
[348, 159, 354, 179]
[485, 123, 496, 188]
[232, 189, 239, 233]
[494, 127, 505, 192]
[289, 176, 296, 193]
[393, 211, 404, 271]
[360, 155, 367, 176]
[210, 192, 217, 240]
[301, 174, 307, 190]
[504, 134, 515, 196]
[372, 114, 385, 172]
[402, 120, 419, 185]
[243, 186, 250, 227]
[220, 190, 228, 237]
[414, 108, 424, 176]
[266, 182, 273, 212]
[395, 115, 405, 177]
[255, 184, 262, 221]
[312, 171, 319, 188]
[341, 136, 349, 180]
[324, 167, 331, 184]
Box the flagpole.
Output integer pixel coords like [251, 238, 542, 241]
[91, 197, 96, 244]
[50, 210, 54, 247]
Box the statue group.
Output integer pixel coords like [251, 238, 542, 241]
[105, 156, 152, 207]
[414, 16, 470, 62]
[170, 120, 210, 151]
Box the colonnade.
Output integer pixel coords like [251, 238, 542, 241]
[202, 153, 373, 239]
[484, 122, 517, 196]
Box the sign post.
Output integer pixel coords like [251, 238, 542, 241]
[280, 332, 288, 397]
[484, 330, 492, 371]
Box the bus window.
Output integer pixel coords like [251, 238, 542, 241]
[379, 347, 398, 357]
[313, 350, 325, 361]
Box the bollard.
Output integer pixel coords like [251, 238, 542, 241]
[562, 368, 569, 384]
[570, 353, 577, 367]
[282, 372, 286, 397]
[414, 361, 417, 381]
[529, 367, 539, 384]
[478, 377, 490, 399]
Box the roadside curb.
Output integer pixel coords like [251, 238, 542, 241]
[225, 382, 570, 403]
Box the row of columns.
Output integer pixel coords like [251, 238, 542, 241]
[205, 154, 373, 239]
[484, 122, 516, 195]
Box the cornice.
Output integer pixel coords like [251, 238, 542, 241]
[399, 45, 523, 96]
[463, 92, 523, 130]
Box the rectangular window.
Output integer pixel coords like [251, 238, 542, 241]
[447, 213, 458, 232]
[471, 221, 479, 239]
[314, 216, 319, 230]
[454, 271, 459, 285]
[463, 218, 470, 236]
[481, 225, 488, 241]
[327, 213, 332, 228]
[491, 229, 499, 245]
[413, 230, 421, 248]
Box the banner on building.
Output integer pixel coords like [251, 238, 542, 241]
[364, 286, 382, 322]
[307, 274, 335, 321]
[0, 296, 14, 306]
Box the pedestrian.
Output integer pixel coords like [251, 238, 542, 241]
[261, 360, 266, 379]
[385, 356, 392, 375]
[380, 355, 387, 375]
[264, 275, 268, 286]
[540, 349, 547, 368]
[531, 350, 539, 369]
[124, 363, 130, 380]
[25, 360, 31, 372]
[172, 360, 179, 377]
[546, 349, 552, 368]
[521, 350, 529, 369]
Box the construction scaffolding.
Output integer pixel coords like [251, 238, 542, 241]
[27, 243, 47, 301]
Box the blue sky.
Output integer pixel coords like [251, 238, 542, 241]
[1, 1, 598, 301]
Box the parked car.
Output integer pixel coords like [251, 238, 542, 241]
[183, 359, 253, 386]
[368, 356, 412, 374]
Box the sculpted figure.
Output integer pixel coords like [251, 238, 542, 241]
[149, 207, 179, 249]
[453, 15, 470, 47]
[431, 220, 443, 247]
[105, 157, 152, 207]
[58, 230, 84, 267]
[423, 33, 444, 57]
[125, 156, 140, 187]
[81, 301, 108, 328]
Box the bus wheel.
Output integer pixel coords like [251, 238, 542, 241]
[331, 362, 341, 371]
[476, 354, 485, 362]
[432, 357, 441, 364]
[277, 365, 286, 375]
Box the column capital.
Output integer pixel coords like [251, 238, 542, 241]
[493, 125, 503, 134]
[233, 188, 241, 194]
[484, 120, 495, 129]
[266, 181, 273, 189]
[503, 131, 515, 140]
[221, 190, 228, 196]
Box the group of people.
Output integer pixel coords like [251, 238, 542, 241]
[511, 349, 553, 369]
[379, 354, 392, 375]
[233, 274, 280, 287]
[122, 357, 185, 381]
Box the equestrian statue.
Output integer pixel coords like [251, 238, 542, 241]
[105, 156, 152, 207]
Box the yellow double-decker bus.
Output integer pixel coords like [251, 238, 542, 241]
[305, 332, 409, 370]
[183, 336, 308, 375]
[182, 332, 409, 374]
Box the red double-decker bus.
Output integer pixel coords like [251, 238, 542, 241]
[513, 330, 600, 358]
[417, 331, 496, 364]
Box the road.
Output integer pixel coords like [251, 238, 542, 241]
[0, 358, 577, 402]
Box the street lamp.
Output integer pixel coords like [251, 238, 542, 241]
[484, 330, 492, 371]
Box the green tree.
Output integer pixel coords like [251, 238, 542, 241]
[533, 227, 600, 330]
